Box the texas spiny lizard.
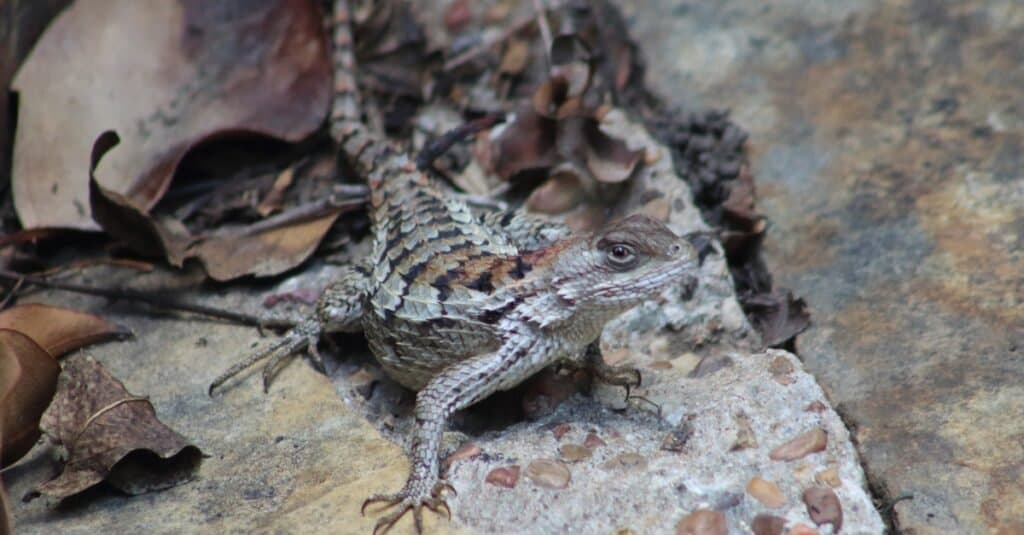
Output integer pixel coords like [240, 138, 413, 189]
[210, 1, 700, 532]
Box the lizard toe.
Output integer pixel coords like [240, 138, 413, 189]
[363, 485, 452, 534]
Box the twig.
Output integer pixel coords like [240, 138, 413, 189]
[415, 112, 505, 171]
[0, 269, 295, 330]
[443, 0, 564, 71]
[533, 0, 553, 63]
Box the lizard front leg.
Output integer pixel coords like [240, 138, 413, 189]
[209, 265, 368, 394]
[363, 333, 553, 534]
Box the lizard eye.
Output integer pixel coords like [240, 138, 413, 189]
[606, 244, 637, 268]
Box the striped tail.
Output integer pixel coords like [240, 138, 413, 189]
[330, 0, 397, 179]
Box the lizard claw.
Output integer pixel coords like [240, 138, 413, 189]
[362, 481, 454, 534]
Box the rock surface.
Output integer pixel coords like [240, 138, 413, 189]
[7, 109, 882, 534]
[627, 0, 1024, 532]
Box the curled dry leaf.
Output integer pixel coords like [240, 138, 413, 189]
[90, 133, 351, 281]
[12, 0, 330, 230]
[489, 107, 558, 181]
[498, 39, 531, 77]
[0, 330, 60, 468]
[583, 119, 643, 183]
[36, 356, 202, 499]
[0, 303, 129, 357]
[742, 290, 811, 348]
[526, 170, 585, 214]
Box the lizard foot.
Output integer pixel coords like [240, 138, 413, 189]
[361, 481, 454, 534]
[584, 343, 661, 414]
[208, 317, 322, 396]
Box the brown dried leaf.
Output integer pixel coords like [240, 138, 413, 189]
[188, 203, 346, 281]
[549, 35, 592, 98]
[256, 167, 295, 217]
[36, 356, 202, 498]
[12, 0, 330, 230]
[498, 39, 531, 76]
[583, 119, 643, 183]
[89, 133, 348, 281]
[525, 171, 585, 215]
[0, 330, 60, 468]
[742, 290, 811, 348]
[0, 304, 129, 358]
[490, 106, 558, 180]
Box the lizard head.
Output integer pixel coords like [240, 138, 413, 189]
[556, 214, 699, 312]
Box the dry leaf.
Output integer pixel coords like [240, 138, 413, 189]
[490, 106, 558, 180]
[0, 329, 60, 468]
[89, 133, 350, 281]
[583, 119, 643, 183]
[188, 203, 346, 281]
[742, 291, 811, 348]
[256, 167, 295, 217]
[498, 39, 531, 76]
[12, 0, 330, 230]
[526, 170, 585, 214]
[36, 356, 202, 498]
[0, 303, 129, 357]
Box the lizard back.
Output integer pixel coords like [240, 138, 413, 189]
[330, 3, 536, 389]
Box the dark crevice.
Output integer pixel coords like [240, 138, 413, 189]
[833, 403, 902, 532]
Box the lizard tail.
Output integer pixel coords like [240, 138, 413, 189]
[329, 0, 396, 181]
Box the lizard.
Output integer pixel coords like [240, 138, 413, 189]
[209, 1, 701, 533]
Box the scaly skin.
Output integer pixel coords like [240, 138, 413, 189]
[210, 2, 700, 533]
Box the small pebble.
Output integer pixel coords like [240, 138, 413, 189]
[604, 348, 631, 366]
[644, 146, 663, 165]
[770, 428, 827, 461]
[485, 465, 520, 489]
[688, 354, 734, 378]
[750, 514, 786, 535]
[551, 423, 573, 440]
[444, 443, 482, 469]
[767, 355, 795, 375]
[559, 444, 593, 462]
[642, 197, 671, 220]
[661, 419, 694, 452]
[671, 353, 702, 375]
[804, 401, 827, 413]
[814, 467, 842, 488]
[803, 486, 843, 532]
[675, 509, 727, 535]
[584, 432, 606, 448]
[603, 452, 647, 471]
[650, 360, 674, 370]
[731, 412, 758, 451]
[647, 336, 670, 358]
[746, 477, 786, 508]
[788, 523, 820, 535]
[525, 459, 571, 489]
[773, 374, 796, 386]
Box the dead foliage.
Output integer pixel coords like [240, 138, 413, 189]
[33, 356, 202, 499]
[0, 329, 59, 468]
